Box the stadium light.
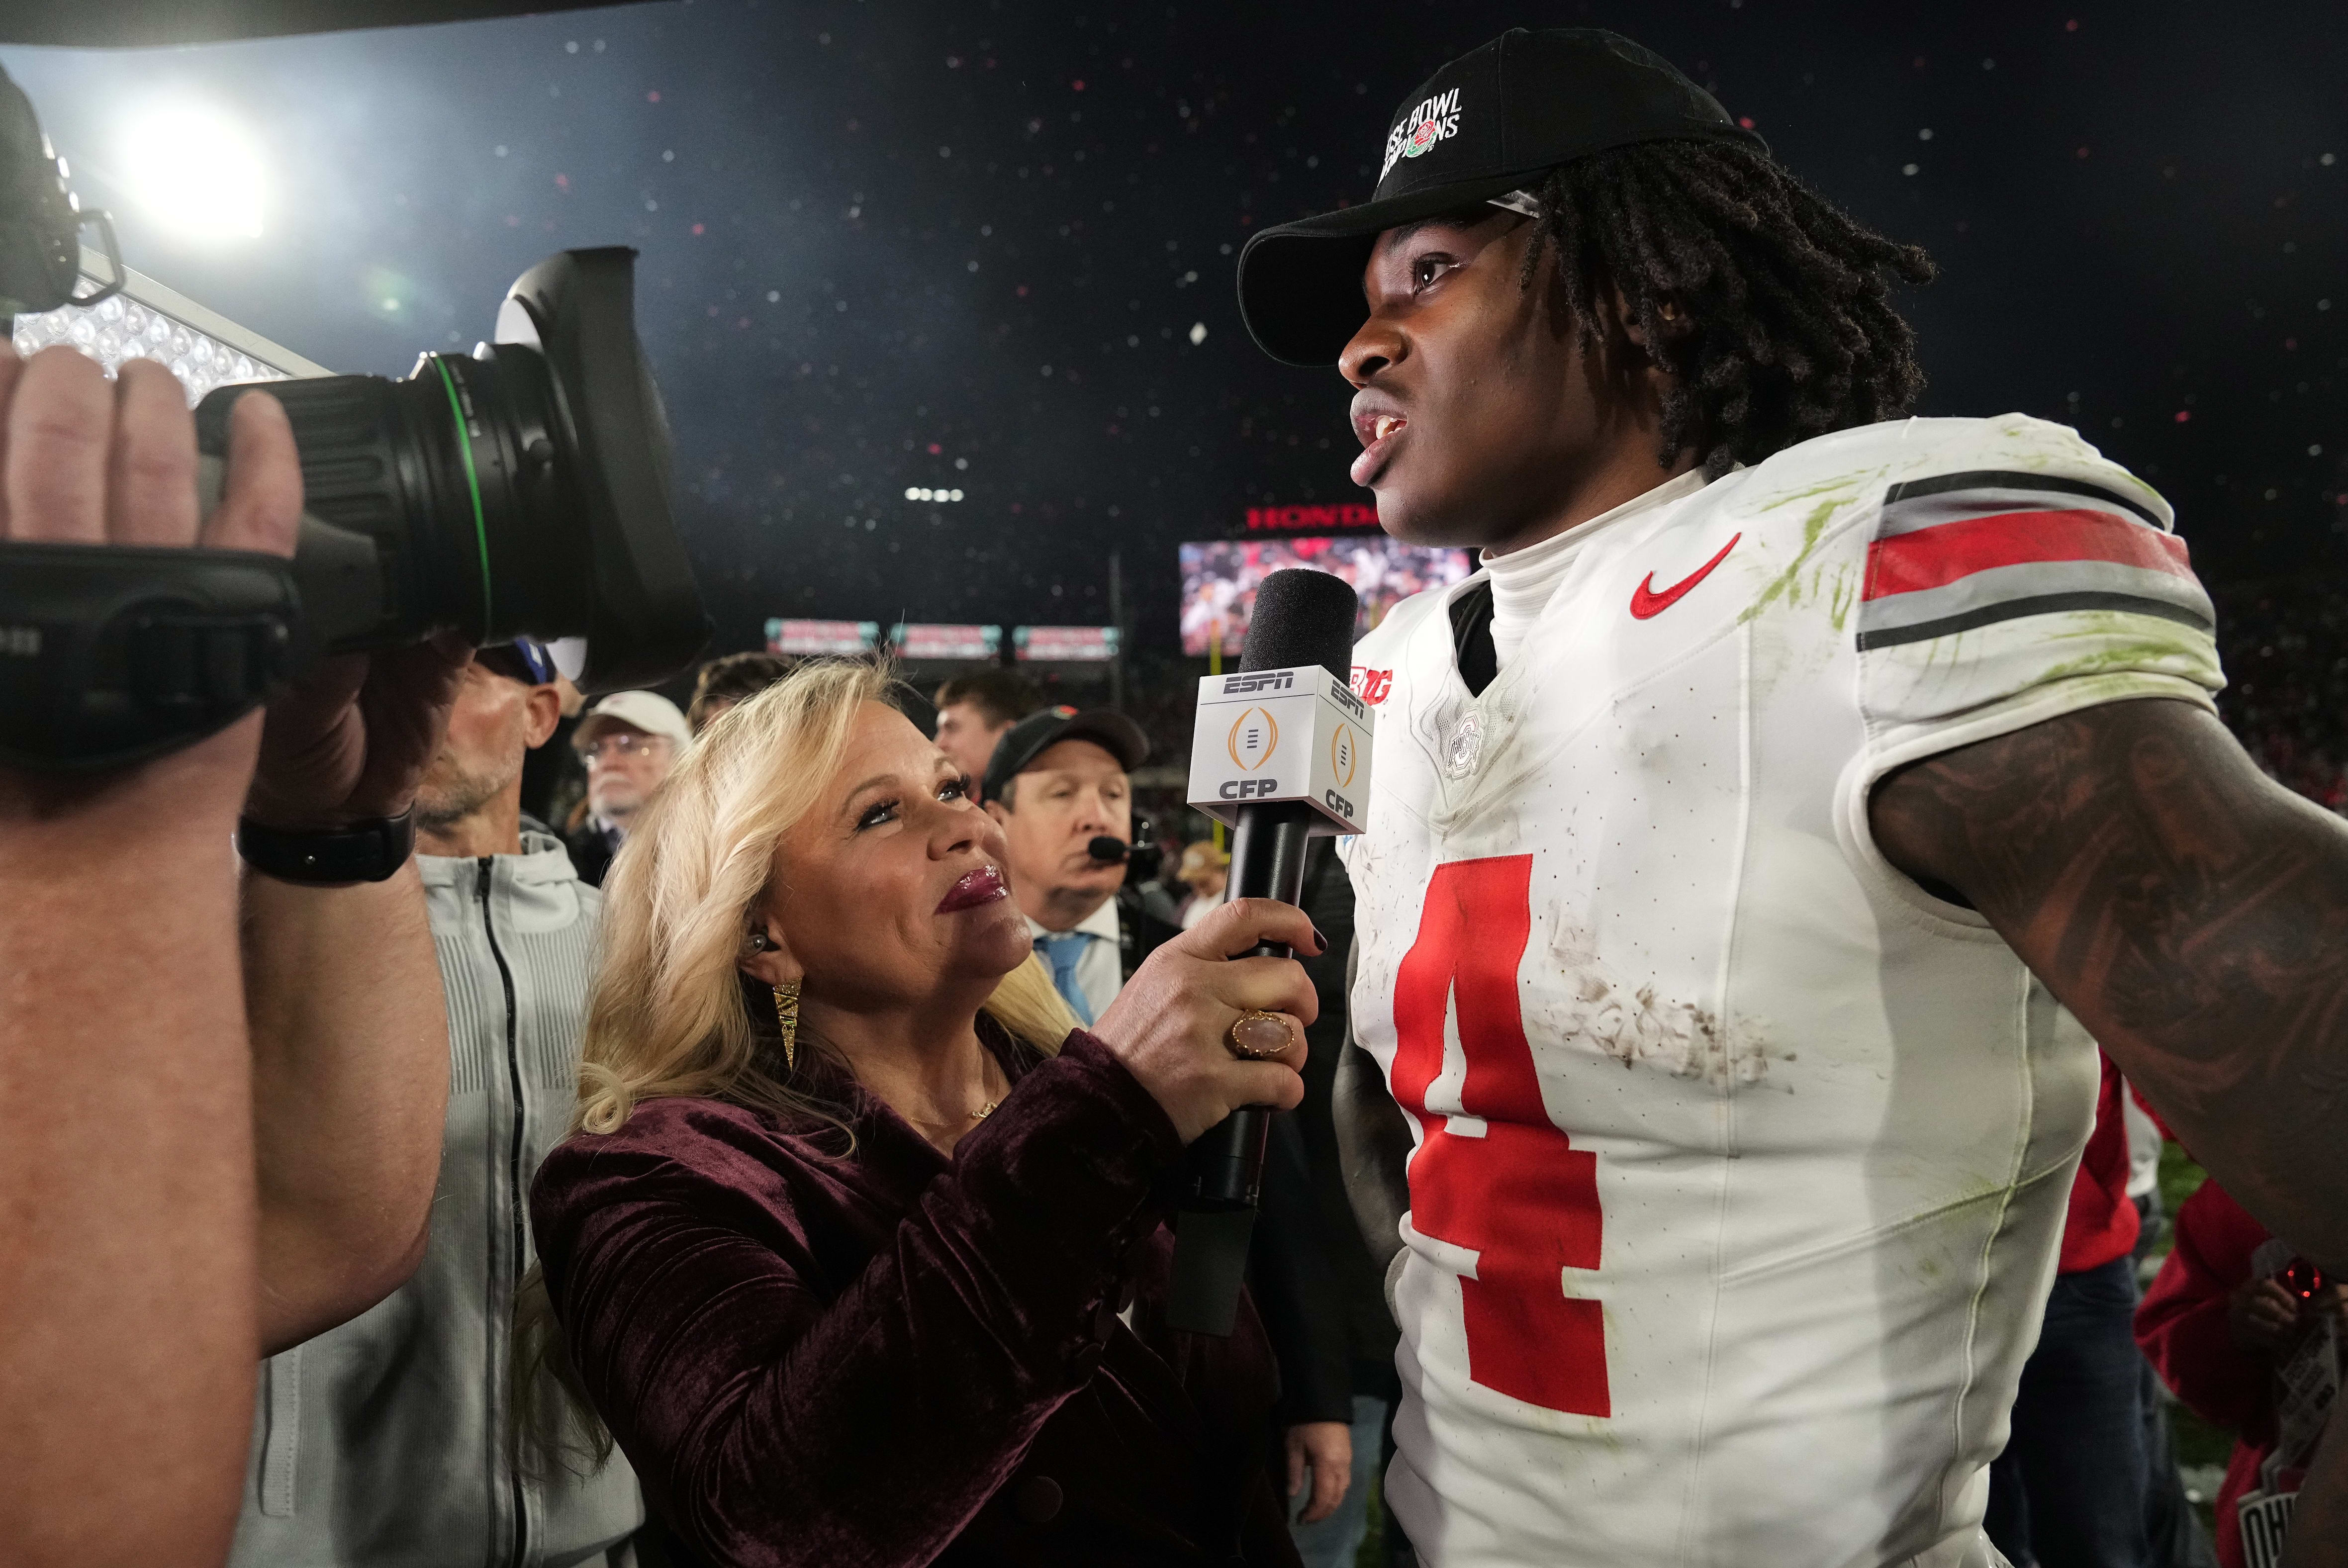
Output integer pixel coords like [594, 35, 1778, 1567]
[11, 245, 327, 405]
[121, 103, 266, 241]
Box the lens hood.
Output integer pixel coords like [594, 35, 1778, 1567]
[496, 248, 708, 693]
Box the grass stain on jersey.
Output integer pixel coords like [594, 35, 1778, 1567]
[1739, 488, 1863, 627]
[1825, 563, 1859, 634]
[2032, 613, 2222, 689]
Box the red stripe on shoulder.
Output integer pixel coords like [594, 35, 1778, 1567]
[1864, 508, 2193, 602]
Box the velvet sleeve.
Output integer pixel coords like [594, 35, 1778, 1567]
[530, 1032, 1182, 1568]
[2134, 1178, 2271, 1433]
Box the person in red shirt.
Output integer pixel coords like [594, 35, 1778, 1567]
[2137, 1176, 2345, 1567]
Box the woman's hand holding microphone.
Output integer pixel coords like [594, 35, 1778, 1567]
[1092, 898, 1323, 1144]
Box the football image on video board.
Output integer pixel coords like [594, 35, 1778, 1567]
[1178, 535, 1474, 657]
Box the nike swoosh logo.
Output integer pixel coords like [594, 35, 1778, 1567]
[1630, 532, 1742, 620]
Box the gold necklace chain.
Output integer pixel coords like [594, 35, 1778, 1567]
[906, 1097, 999, 1131]
[904, 1056, 1006, 1132]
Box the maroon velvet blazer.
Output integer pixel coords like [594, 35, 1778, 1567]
[530, 1029, 1302, 1568]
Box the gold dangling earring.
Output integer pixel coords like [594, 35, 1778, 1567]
[773, 980, 801, 1073]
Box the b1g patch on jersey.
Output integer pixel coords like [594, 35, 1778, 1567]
[1352, 666, 1394, 705]
[1856, 469, 2213, 651]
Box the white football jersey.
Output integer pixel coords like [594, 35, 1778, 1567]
[1338, 415, 2223, 1568]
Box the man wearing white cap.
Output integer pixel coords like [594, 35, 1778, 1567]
[564, 689, 691, 887]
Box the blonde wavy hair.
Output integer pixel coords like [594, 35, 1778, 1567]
[577, 656, 1077, 1134]
[518, 657, 1078, 1474]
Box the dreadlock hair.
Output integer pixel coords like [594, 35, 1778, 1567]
[1518, 139, 1936, 479]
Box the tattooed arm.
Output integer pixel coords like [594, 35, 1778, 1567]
[1871, 695, 2348, 1268]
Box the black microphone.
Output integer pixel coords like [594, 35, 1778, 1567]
[1165, 568, 1359, 1334]
[1090, 814, 1156, 885]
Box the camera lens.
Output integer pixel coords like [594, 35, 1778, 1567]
[195, 247, 709, 693]
[215, 343, 590, 654]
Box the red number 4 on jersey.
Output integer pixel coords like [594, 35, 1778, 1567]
[1390, 855, 1611, 1417]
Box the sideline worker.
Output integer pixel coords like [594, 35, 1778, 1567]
[934, 668, 1040, 801]
[566, 689, 690, 887]
[983, 705, 1177, 1023]
[688, 650, 795, 734]
[0, 347, 466, 1565]
[231, 637, 643, 1566]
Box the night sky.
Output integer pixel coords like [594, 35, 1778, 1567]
[4, 0, 2345, 673]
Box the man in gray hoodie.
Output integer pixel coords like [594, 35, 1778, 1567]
[231, 638, 645, 1568]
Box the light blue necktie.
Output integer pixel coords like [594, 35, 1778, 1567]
[1034, 930, 1095, 1025]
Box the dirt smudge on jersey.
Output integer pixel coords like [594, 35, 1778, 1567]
[1540, 918, 1770, 1086]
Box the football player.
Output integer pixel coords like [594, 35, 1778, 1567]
[1236, 26, 2348, 1568]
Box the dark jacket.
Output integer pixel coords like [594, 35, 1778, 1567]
[532, 1027, 1300, 1568]
[1115, 884, 1183, 983]
[562, 821, 618, 889]
[1118, 870, 1358, 1427]
[1290, 843, 1400, 1400]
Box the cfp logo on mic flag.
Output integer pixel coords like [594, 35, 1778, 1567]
[1228, 707, 1278, 772]
[1188, 664, 1374, 834]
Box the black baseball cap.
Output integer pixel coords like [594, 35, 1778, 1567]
[1237, 28, 1766, 366]
[982, 704, 1149, 804]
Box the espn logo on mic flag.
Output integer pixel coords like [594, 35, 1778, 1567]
[1187, 664, 1374, 834]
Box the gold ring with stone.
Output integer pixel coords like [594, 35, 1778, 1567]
[1225, 1011, 1292, 1061]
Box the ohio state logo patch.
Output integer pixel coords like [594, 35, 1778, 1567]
[1380, 88, 1463, 181]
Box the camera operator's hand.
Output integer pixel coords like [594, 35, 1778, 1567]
[1092, 897, 1319, 1143]
[0, 346, 307, 1563]
[0, 348, 299, 820]
[236, 400, 470, 827]
[243, 637, 471, 828]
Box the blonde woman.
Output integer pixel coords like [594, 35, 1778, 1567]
[528, 661, 1321, 1568]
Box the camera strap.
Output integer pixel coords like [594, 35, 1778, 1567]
[0, 539, 300, 771]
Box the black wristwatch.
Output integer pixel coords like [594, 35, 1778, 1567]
[236, 810, 416, 885]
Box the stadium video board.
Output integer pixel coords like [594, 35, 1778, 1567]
[890, 623, 1001, 661]
[1178, 535, 1475, 657]
[767, 619, 878, 656]
[1015, 625, 1119, 662]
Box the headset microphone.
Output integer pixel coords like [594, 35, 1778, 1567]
[1166, 568, 1369, 1334]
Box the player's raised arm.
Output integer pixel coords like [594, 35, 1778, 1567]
[1872, 696, 2348, 1268]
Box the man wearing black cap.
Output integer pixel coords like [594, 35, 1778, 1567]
[1241, 25, 2348, 1568]
[983, 704, 1173, 1023]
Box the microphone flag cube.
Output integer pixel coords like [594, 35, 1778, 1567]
[1187, 664, 1373, 834]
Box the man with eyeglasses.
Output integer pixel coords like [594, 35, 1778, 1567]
[564, 690, 691, 887]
